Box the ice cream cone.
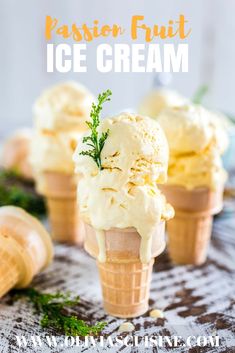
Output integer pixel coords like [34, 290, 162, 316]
[36, 172, 84, 244]
[0, 206, 53, 298]
[0, 235, 25, 298]
[97, 259, 154, 318]
[159, 185, 223, 213]
[167, 209, 213, 265]
[159, 185, 224, 265]
[84, 222, 166, 318]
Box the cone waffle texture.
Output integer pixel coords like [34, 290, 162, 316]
[0, 206, 53, 298]
[84, 223, 165, 318]
[167, 210, 212, 265]
[159, 185, 224, 265]
[37, 172, 84, 244]
[98, 259, 153, 318]
[46, 197, 84, 244]
[0, 236, 23, 298]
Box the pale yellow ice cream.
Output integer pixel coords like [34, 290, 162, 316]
[73, 113, 174, 263]
[30, 82, 94, 176]
[30, 130, 82, 174]
[158, 104, 228, 190]
[139, 88, 188, 119]
[34, 81, 94, 131]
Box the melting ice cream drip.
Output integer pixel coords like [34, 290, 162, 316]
[95, 230, 106, 263]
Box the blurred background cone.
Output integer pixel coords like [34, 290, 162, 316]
[84, 222, 166, 318]
[160, 185, 224, 265]
[36, 172, 84, 244]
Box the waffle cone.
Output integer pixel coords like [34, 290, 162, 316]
[0, 235, 25, 297]
[84, 223, 165, 318]
[36, 172, 84, 244]
[0, 206, 53, 298]
[159, 184, 224, 214]
[46, 197, 85, 244]
[167, 209, 212, 265]
[159, 185, 224, 265]
[98, 259, 153, 318]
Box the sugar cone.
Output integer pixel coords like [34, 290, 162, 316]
[159, 185, 224, 213]
[159, 185, 224, 265]
[0, 235, 26, 298]
[97, 260, 154, 318]
[167, 209, 213, 265]
[36, 172, 84, 244]
[0, 206, 53, 298]
[84, 223, 166, 318]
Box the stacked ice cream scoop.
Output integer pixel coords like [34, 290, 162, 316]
[30, 82, 94, 244]
[157, 104, 228, 265]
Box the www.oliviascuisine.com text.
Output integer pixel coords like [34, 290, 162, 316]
[15, 334, 220, 349]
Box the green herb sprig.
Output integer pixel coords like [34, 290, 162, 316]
[13, 288, 106, 336]
[192, 85, 209, 104]
[80, 89, 112, 170]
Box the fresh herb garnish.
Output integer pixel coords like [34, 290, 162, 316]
[13, 288, 106, 336]
[0, 169, 46, 218]
[80, 89, 112, 170]
[192, 85, 209, 104]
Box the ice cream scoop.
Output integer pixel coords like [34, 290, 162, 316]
[73, 112, 174, 317]
[30, 81, 94, 244]
[158, 104, 228, 265]
[158, 104, 228, 190]
[30, 81, 95, 177]
[33, 81, 94, 132]
[30, 129, 83, 178]
[1, 129, 33, 180]
[139, 88, 187, 119]
[0, 206, 53, 298]
[74, 112, 173, 262]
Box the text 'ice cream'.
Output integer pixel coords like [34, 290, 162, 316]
[158, 104, 228, 190]
[73, 112, 174, 263]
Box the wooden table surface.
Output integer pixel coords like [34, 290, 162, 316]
[0, 193, 235, 352]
